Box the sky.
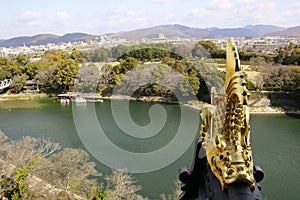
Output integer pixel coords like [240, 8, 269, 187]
[0, 0, 299, 39]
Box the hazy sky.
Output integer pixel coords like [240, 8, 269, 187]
[0, 0, 299, 39]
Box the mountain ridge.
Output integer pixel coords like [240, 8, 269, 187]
[0, 24, 299, 48]
[265, 26, 300, 37]
[0, 33, 98, 48]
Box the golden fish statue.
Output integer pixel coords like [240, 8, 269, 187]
[200, 38, 254, 190]
[179, 38, 264, 200]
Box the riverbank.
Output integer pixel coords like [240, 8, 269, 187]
[0, 93, 54, 110]
[100, 94, 178, 104]
[1, 93, 299, 115]
[0, 93, 49, 100]
[98, 94, 300, 115]
[185, 100, 300, 115]
[249, 106, 300, 115]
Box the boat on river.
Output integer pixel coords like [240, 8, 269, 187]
[86, 99, 103, 103]
[75, 97, 87, 103]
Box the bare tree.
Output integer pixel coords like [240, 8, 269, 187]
[34, 66, 56, 89]
[77, 64, 100, 84]
[105, 169, 148, 200]
[9, 74, 28, 93]
[0, 131, 7, 144]
[249, 57, 268, 72]
[173, 44, 193, 58]
[35, 148, 101, 197]
[2, 136, 61, 168]
[0, 133, 100, 199]
[0, 131, 8, 161]
[76, 64, 100, 93]
[160, 180, 181, 200]
[0, 132, 60, 200]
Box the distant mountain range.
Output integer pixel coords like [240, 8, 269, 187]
[115, 24, 286, 40]
[265, 26, 300, 37]
[0, 24, 299, 48]
[0, 33, 98, 48]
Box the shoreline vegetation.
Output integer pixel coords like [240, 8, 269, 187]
[1, 92, 299, 115]
[0, 41, 299, 116]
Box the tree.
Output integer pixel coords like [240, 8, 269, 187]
[89, 48, 111, 62]
[0, 132, 60, 200]
[262, 65, 300, 91]
[23, 62, 41, 79]
[1, 135, 61, 168]
[287, 48, 300, 65]
[35, 148, 101, 197]
[193, 61, 224, 101]
[111, 45, 130, 59]
[78, 64, 100, 83]
[70, 48, 86, 63]
[34, 66, 56, 92]
[192, 40, 220, 59]
[172, 44, 192, 58]
[239, 51, 258, 61]
[41, 51, 79, 93]
[0, 57, 8, 66]
[9, 74, 28, 93]
[15, 55, 28, 66]
[118, 48, 182, 61]
[274, 49, 287, 64]
[87, 187, 107, 200]
[55, 58, 79, 93]
[99, 64, 115, 85]
[249, 56, 268, 71]
[160, 180, 181, 200]
[0, 67, 12, 80]
[105, 169, 147, 200]
[0, 155, 39, 200]
[183, 75, 200, 96]
[192, 42, 210, 59]
[119, 57, 139, 73]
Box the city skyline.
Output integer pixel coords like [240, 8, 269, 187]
[0, 0, 299, 39]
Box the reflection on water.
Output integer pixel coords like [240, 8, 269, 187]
[0, 99, 52, 110]
[0, 100, 299, 199]
[250, 114, 300, 200]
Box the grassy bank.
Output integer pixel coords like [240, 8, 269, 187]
[0, 93, 49, 100]
[0, 93, 54, 110]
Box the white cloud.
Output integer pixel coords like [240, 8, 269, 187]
[0, 1, 299, 39]
[60, 4, 151, 35]
[168, 0, 287, 28]
[20, 11, 42, 19]
[208, 0, 233, 10]
[189, 8, 211, 16]
[27, 20, 41, 27]
[233, 1, 280, 25]
[96, 5, 149, 28]
[11, 11, 43, 29]
[237, 0, 256, 3]
[284, 2, 300, 26]
[57, 11, 71, 21]
[13, 11, 42, 23]
[2, 11, 45, 37]
[151, 0, 173, 3]
[294, 2, 300, 13]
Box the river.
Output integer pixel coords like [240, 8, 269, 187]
[0, 98, 299, 199]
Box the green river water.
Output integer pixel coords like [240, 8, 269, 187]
[0, 99, 299, 199]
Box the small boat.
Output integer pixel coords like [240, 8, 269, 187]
[59, 98, 70, 105]
[75, 97, 87, 103]
[86, 99, 103, 103]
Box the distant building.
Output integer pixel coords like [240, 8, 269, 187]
[23, 80, 43, 93]
[0, 47, 8, 57]
[150, 33, 186, 44]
